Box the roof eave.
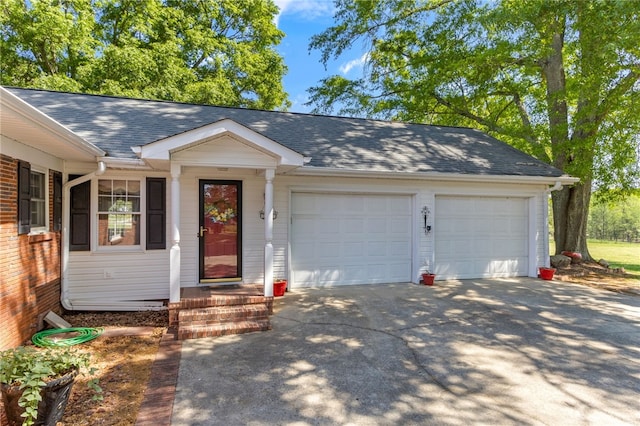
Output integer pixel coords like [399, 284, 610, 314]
[287, 166, 579, 186]
[1, 87, 105, 159]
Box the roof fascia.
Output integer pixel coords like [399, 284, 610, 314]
[138, 118, 305, 167]
[287, 166, 579, 186]
[98, 157, 153, 170]
[1, 87, 105, 158]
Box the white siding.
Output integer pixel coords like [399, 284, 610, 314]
[66, 167, 552, 303]
[66, 251, 170, 301]
[178, 168, 289, 286]
[66, 170, 171, 307]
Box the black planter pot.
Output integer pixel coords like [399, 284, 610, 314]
[1, 370, 77, 426]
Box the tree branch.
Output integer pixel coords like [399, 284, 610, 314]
[432, 92, 513, 136]
[595, 68, 640, 126]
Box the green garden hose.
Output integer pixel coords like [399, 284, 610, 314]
[32, 327, 103, 347]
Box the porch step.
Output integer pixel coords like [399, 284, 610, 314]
[172, 294, 274, 312]
[177, 319, 272, 340]
[171, 287, 274, 340]
[178, 304, 270, 326]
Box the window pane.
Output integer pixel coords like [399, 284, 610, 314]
[98, 214, 140, 246]
[98, 195, 112, 212]
[97, 179, 141, 246]
[98, 180, 112, 195]
[30, 172, 44, 198]
[113, 197, 130, 212]
[30, 171, 45, 227]
[127, 180, 140, 196]
[113, 180, 127, 195]
[31, 200, 45, 227]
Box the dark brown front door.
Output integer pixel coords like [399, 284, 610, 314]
[199, 180, 242, 282]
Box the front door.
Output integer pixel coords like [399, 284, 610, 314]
[199, 180, 242, 283]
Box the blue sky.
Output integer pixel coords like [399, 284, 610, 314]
[273, 0, 366, 113]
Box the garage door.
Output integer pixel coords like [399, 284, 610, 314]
[435, 196, 529, 279]
[291, 193, 412, 287]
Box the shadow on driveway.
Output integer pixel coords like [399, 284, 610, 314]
[172, 278, 640, 425]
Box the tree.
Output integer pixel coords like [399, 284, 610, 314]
[589, 193, 640, 242]
[0, 0, 289, 110]
[308, 0, 640, 259]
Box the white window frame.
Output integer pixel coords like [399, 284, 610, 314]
[94, 177, 145, 252]
[29, 166, 48, 233]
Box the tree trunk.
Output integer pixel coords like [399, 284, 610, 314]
[552, 179, 592, 260]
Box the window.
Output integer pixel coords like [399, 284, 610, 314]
[69, 176, 165, 251]
[98, 179, 140, 246]
[30, 170, 46, 228]
[17, 161, 56, 234]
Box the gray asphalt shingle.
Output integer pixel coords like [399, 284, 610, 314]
[7, 87, 564, 177]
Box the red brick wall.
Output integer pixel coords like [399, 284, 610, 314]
[0, 154, 63, 350]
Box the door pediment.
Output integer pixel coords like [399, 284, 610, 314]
[172, 132, 278, 168]
[137, 118, 305, 170]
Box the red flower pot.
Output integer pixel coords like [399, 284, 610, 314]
[421, 273, 435, 286]
[273, 280, 287, 297]
[561, 251, 582, 264]
[538, 267, 556, 280]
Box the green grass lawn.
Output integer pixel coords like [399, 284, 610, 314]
[551, 239, 640, 275]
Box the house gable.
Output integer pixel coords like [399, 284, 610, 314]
[137, 119, 305, 171]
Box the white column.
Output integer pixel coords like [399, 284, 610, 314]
[263, 168, 275, 297]
[169, 164, 181, 303]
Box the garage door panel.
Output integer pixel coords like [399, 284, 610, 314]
[292, 193, 412, 287]
[389, 197, 412, 212]
[389, 262, 412, 280]
[366, 218, 387, 233]
[389, 241, 411, 256]
[366, 197, 386, 211]
[344, 218, 364, 233]
[343, 241, 365, 256]
[435, 196, 529, 280]
[317, 242, 341, 259]
[292, 216, 317, 238]
[367, 240, 387, 256]
[344, 195, 367, 215]
[391, 218, 410, 234]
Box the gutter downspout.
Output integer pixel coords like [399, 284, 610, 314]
[543, 181, 563, 267]
[61, 161, 106, 310]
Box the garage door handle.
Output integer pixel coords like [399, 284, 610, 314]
[199, 226, 208, 238]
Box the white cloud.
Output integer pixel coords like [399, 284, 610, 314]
[273, 0, 334, 26]
[339, 52, 369, 75]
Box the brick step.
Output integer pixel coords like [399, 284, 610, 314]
[178, 319, 271, 340]
[178, 304, 270, 326]
[172, 295, 273, 311]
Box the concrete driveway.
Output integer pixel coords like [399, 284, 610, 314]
[171, 278, 640, 425]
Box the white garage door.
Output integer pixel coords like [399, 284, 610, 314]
[435, 196, 529, 279]
[291, 193, 412, 287]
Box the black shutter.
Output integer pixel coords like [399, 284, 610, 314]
[17, 161, 31, 235]
[53, 171, 62, 231]
[69, 179, 90, 251]
[146, 177, 166, 250]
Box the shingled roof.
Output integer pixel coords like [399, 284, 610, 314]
[6, 87, 564, 177]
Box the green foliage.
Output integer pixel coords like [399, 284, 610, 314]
[307, 0, 640, 193]
[1, 0, 289, 109]
[0, 346, 102, 426]
[589, 193, 640, 242]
